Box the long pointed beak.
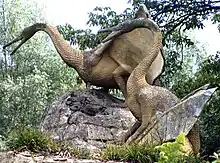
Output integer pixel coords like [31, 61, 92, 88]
[3, 36, 28, 55]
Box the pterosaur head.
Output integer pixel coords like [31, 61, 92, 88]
[3, 23, 46, 55]
[135, 4, 151, 19]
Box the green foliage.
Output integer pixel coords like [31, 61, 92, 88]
[87, 6, 133, 29]
[101, 143, 157, 163]
[155, 133, 185, 163]
[132, 0, 220, 34]
[5, 126, 91, 158]
[6, 126, 91, 158]
[181, 155, 205, 163]
[57, 24, 104, 50]
[210, 151, 220, 163]
[172, 53, 220, 155]
[70, 147, 90, 159]
[7, 127, 58, 152]
[101, 135, 204, 163]
[0, 0, 83, 136]
[0, 135, 7, 151]
[0, 54, 81, 135]
[161, 32, 205, 87]
[155, 133, 204, 163]
[57, 6, 133, 50]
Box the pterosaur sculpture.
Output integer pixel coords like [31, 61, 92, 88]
[3, 5, 164, 97]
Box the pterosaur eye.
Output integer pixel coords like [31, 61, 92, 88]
[146, 13, 149, 18]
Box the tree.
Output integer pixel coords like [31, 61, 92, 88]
[0, 0, 82, 136]
[171, 52, 220, 156]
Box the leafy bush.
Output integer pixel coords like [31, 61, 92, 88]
[210, 151, 220, 163]
[155, 133, 186, 163]
[0, 0, 83, 136]
[155, 133, 203, 163]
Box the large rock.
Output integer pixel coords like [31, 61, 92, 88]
[40, 86, 217, 152]
[40, 89, 135, 151]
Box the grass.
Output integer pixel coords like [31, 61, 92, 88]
[100, 142, 205, 163]
[56, 142, 90, 159]
[4, 127, 219, 162]
[100, 133, 207, 163]
[7, 127, 59, 152]
[6, 126, 90, 159]
[101, 143, 157, 163]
